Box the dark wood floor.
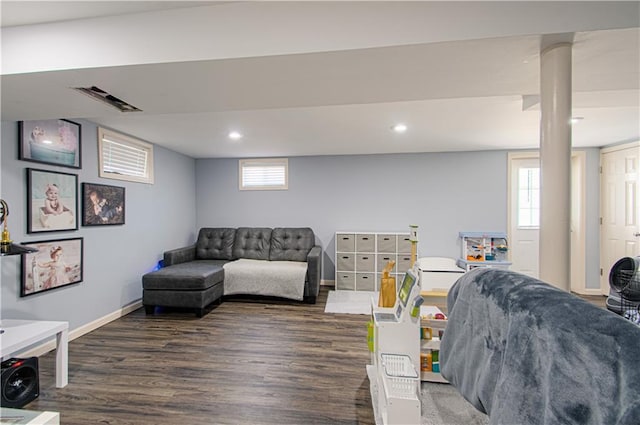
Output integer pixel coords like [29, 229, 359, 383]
[29, 287, 375, 425]
[28, 287, 608, 424]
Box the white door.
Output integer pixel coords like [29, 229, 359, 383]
[508, 152, 586, 288]
[509, 156, 540, 278]
[600, 143, 640, 294]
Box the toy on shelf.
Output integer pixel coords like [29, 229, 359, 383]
[420, 306, 448, 383]
[457, 232, 511, 272]
[378, 260, 397, 308]
[466, 239, 486, 261]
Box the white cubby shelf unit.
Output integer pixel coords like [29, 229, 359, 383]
[335, 232, 413, 291]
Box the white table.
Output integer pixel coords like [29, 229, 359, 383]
[0, 320, 69, 388]
[0, 408, 59, 425]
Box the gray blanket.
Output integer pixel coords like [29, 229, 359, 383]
[223, 259, 307, 300]
[441, 268, 640, 425]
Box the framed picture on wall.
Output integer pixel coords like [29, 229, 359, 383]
[20, 237, 84, 297]
[19, 119, 82, 169]
[82, 182, 125, 226]
[27, 168, 78, 233]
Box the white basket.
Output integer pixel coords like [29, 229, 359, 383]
[380, 353, 418, 378]
[380, 353, 419, 400]
[384, 375, 418, 399]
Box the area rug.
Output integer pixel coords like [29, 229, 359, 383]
[324, 290, 378, 314]
[420, 381, 489, 425]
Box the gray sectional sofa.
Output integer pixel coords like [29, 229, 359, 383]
[142, 227, 321, 317]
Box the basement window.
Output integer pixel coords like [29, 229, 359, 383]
[98, 127, 154, 184]
[239, 158, 288, 191]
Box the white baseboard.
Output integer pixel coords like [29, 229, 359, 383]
[321, 279, 335, 287]
[572, 288, 604, 296]
[16, 299, 143, 358]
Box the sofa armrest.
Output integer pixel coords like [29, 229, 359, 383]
[305, 246, 322, 298]
[164, 244, 196, 267]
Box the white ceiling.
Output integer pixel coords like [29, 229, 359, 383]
[1, 2, 638, 158]
[0, 1, 219, 28]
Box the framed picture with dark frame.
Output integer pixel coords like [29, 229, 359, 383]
[20, 237, 84, 297]
[82, 182, 125, 226]
[27, 168, 78, 234]
[19, 119, 82, 169]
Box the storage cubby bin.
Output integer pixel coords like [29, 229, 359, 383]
[337, 254, 355, 271]
[336, 272, 355, 290]
[356, 234, 375, 252]
[336, 233, 355, 252]
[376, 254, 397, 272]
[397, 235, 412, 253]
[397, 255, 414, 274]
[355, 254, 375, 272]
[377, 235, 397, 253]
[356, 273, 376, 291]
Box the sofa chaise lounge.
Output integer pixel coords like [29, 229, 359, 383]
[142, 227, 321, 317]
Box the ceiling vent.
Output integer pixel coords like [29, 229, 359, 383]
[73, 86, 142, 112]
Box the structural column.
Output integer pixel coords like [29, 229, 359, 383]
[539, 42, 572, 291]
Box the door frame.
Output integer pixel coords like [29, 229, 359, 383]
[507, 152, 541, 277]
[599, 140, 640, 294]
[507, 150, 587, 293]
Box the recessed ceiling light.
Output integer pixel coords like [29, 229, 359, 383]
[42, 140, 53, 144]
[228, 131, 243, 140]
[392, 123, 408, 133]
[570, 117, 584, 124]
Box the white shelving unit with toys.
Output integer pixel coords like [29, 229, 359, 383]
[419, 308, 448, 383]
[367, 267, 423, 424]
[456, 231, 512, 272]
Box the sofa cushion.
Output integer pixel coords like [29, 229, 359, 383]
[196, 228, 236, 260]
[269, 228, 315, 262]
[142, 261, 224, 290]
[232, 227, 272, 260]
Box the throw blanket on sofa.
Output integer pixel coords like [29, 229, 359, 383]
[223, 259, 308, 301]
[441, 268, 640, 425]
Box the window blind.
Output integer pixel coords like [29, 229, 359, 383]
[98, 127, 154, 184]
[239, 159, 288, 190]
[101, 138, 148, 177]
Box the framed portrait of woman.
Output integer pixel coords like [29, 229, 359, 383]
[20, 237, 84, 297]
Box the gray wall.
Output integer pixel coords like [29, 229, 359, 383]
[1, 120, 197, 330]
[196, 151, 509, 279]
[1, 129, 601, 332]
[195, 149, 602, 288]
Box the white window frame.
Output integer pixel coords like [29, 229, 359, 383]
[517, 166, 541, 229]
[239, 158, 288, 191]
[98, 127, 154, 184]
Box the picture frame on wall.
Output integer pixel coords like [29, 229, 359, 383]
[20, 237, 84, 297]
[82, 182, 125, 226]
[27, 168, 78, 234]
[19, 119, 82, 169]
